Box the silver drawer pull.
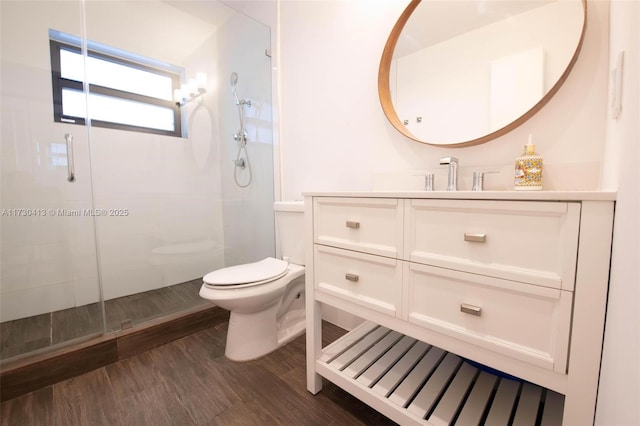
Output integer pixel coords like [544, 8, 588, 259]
[460, 303, 482, 316]
[464, 233, 486, 243]
[346, 221, 360, 229]
[345, 273, 359, 282]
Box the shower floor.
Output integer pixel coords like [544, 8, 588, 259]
[0, 279, 209, 362]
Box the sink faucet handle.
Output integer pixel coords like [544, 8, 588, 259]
[472, 170, 499, 191]
[413, 172, 436, 191]
[424, 173, 435, 191]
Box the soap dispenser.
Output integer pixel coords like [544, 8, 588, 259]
[514, 134, 543, 190]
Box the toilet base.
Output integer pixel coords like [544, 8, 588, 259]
[224, 303, 305, 361]
[277, 306, 305, 347]
[225, 304, 277, 361]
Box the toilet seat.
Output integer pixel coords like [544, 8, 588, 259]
[203, 257, 290, 289]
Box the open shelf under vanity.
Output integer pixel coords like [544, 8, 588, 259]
[318, 322, 563, 426]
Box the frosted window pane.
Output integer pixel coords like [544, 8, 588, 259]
[60, 50, 173, 100]
[62, 89, 87, 118]
[60, 49, 85, 82]
[63, 89, 175, 131]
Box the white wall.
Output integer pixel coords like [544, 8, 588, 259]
[597, 1, 640, 424]
[217, 12, 276, 266]
[84, 2, 227, 300]
[0, 0, 276, 321]
[1, 1, 101, 320]
[278, 0, 638, 423]
[280, 0, 609, 197]
[221, 0, 281, 200]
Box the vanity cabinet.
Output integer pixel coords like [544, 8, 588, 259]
[305, 192, 615, 426]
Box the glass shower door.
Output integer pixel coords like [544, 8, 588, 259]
[80, 0, 274, 331]
[0, 0, 104, 361]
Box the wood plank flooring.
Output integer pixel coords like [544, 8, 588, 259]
[1, 307, 227, 402]
[0, 321, 397, 426]
[1, 279, 208, 361]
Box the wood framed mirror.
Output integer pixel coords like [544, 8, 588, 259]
[378, 0, 587, 147]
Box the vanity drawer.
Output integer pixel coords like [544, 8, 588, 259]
[405, 199, 580, 290]
[314, 245, 402, 317]
[403, 262, 572, 373]
[314, 197, 403, 258]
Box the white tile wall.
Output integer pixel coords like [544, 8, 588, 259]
[100, 265, 165, 301]
[1, 1, 275, 321]
[1, 281, 76, 322]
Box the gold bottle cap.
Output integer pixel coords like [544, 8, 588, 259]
[524, 134, 535, 155]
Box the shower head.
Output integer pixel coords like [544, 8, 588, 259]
[230, 72, 240, 105]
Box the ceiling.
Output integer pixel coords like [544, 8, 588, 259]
[395, 0, 556, 58]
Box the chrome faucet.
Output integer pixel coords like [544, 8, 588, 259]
[439, 157, 458, 191]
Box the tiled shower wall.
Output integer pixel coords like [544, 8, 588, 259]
[1, 1, 274, 322]
[217, 11, 275, 267]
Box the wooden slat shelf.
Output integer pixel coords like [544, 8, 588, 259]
[316, 322, 564, 426]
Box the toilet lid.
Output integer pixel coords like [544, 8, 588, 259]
[203, 257, 289, 286]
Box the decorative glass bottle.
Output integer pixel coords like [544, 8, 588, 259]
[514, 135, 543, 190]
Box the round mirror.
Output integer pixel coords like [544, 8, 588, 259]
[378, 0, 586, 147]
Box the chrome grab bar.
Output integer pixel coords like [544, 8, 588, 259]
[65, 133, 75, 182]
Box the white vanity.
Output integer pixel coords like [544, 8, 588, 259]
[304, 191, 615, 425]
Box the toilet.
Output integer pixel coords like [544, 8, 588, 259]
[199, 201, 306, 361]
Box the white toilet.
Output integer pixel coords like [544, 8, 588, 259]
[199, 201, 306, 361]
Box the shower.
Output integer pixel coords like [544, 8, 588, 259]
[0, 0, 275, 367]
[231, 71, 252, 188]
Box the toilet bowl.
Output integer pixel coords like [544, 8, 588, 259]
[199, 201, 306, 361]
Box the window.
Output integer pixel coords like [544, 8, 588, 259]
[49, 30, 184, 137]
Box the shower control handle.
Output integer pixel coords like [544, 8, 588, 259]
[234, 130, 248, 143]
[65, 133, 75, 183]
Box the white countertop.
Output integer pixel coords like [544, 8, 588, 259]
[302, 190, 617, 201]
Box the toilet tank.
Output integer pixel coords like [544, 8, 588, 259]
[274, 201, 304, 265]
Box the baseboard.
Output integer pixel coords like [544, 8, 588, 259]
[0, 305, 228, 402]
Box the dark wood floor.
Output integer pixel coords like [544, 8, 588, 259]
[0, 321, 397, 426]
[1, 280, 208, 361]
